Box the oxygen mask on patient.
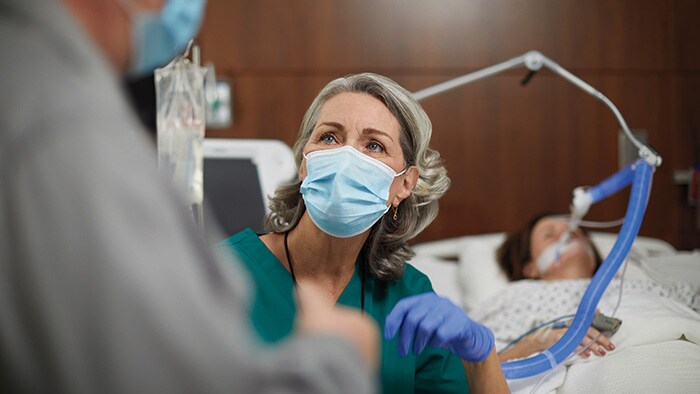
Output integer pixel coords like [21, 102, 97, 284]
[536, 236, 595, 275]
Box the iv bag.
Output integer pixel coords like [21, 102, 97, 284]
[155, 53, 206, 210]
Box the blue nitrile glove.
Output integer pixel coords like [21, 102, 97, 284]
[384, 292, 494, 362]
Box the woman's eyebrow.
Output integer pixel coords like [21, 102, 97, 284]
[317, 122, 394, 143]
[362, 128, 394, 143]
[317, 121, 344, 130]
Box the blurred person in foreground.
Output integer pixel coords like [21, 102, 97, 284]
[0, 0, 378, 392]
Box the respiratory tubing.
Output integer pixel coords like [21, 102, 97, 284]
[587, 164, 635, 204]
[501, 160, 653, 379]
[559, 163, 637, 246]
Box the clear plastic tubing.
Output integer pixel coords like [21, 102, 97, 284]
[501, 160, 653, 379]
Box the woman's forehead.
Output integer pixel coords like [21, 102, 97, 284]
[316, 92, 400, 136]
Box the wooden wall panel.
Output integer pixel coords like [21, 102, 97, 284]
[675, 0, 700, 70]
[400, 74, 679, 242]
[200, 0, 675, 70]
[676, 76, 700, 248]
[198, 0, 700, 249]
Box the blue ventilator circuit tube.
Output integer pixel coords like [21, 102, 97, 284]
[501, 160, 654, 379]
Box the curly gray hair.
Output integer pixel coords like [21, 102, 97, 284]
[265, 73, 450, 281]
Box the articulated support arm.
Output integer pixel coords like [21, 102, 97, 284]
[412, 51, 662, 167]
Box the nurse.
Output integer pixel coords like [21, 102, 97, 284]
[221, 73, 507, 393]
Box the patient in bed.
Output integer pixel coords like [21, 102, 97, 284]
[488, 213, 615, 361]
[467, 212, 700, 392]
[486, 214, 700, 361]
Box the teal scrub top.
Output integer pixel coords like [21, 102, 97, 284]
[221, 228, 469, 394]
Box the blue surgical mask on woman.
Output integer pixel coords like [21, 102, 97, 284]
[122, 0, 207, 76]
[300, 146, 406, 238]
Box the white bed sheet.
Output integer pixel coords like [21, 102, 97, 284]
[408, 232, 700, 393]
[472, 261, 700, 393]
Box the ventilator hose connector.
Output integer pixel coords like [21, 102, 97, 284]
[500, 160, 654, 379]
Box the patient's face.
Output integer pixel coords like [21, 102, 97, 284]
[525, 217, 597, 280]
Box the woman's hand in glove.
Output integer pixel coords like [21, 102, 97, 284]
[384, 292, 494, 362]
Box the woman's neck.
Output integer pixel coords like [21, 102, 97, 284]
[290, 214, 368, 278]
[262, 213, 369, 300]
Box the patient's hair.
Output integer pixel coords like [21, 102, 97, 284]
[265, 73, 450, 281]
[497, 213, 603, 281]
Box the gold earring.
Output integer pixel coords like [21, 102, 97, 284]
[393, 205, 398, 221]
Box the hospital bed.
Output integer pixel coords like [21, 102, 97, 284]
[409, 233, 700, 393]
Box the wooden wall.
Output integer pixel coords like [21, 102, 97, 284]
[198, 0, 700, 249]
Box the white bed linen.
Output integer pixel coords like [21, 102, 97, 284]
[410, 232, 700, 393]
[560, 340, 700, 393]
[472, 261, 700, 393]
[471, 261, 700, 350]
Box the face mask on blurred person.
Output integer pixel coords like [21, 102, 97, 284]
[121, 0, 207, 76]
[300, 146, 406, 238]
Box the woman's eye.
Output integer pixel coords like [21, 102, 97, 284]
[319, 133, 337, 144]
[367, 141, 384, 152]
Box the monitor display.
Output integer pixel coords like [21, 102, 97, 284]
[203, 157, 266, 238]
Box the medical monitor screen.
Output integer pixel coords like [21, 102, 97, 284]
[203, 158, 266, 238]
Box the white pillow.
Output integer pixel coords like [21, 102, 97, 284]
[455, 233, 508, 312]
[588, 232, 675, 259]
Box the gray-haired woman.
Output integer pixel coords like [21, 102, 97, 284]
[220, 73, 507, 393]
